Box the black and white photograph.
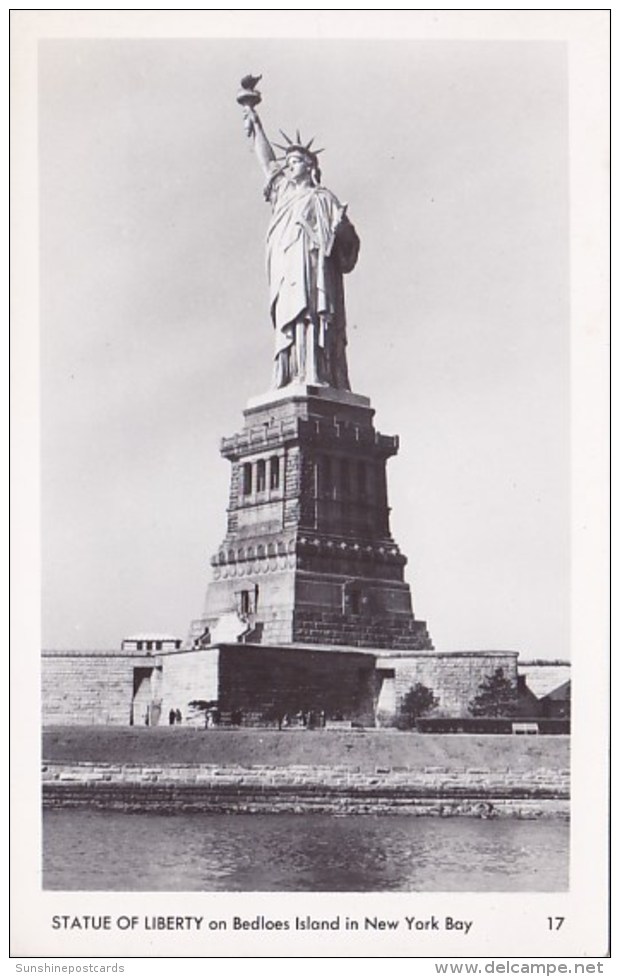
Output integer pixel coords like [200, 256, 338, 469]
[11, 9, 609, 960]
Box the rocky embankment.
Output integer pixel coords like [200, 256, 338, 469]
[42, 729, 570, 818]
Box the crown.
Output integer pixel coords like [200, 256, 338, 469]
[272, 129, 324, 163]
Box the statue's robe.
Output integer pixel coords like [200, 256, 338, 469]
[265, 167, 359, 389]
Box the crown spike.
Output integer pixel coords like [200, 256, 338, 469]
[296, 129, 301, 143]
[279, 129, 293, 144]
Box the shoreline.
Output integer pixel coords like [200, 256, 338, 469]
[42, 760, 570, 818]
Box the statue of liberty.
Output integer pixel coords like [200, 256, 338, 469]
[237, 76, 360, 390]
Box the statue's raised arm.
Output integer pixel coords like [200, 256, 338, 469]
[236, 75, 276, 178]
[236, 75, 360, 391]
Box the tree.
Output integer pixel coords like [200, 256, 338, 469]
[400, 683, 439, 728]
[188, 699, 220, 727]
[469, 668, 518, 718]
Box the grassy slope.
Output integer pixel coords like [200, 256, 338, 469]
[43, 726, 569, 771]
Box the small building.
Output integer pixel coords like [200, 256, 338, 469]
[539, 680, 571, 719]
[121, 634, 182, 653]
[517, 661, 571, 719]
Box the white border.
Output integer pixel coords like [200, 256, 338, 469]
[10, 9, 610, 959]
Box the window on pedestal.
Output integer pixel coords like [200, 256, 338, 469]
[256, 459, 266, 493]
[342, 581, 362, 616]
[242, 463, 252, 496]
[320, 455, 333, 499]
[239, 586, 259, 617]
[269, 455, 280, 490]
[357, 460, 367, 498]
[349, 589, 361, 616]
[340, 459, 351, 498]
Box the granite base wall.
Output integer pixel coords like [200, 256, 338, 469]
[376, 651, 519, 723]
[43, 646, 522, 728]
[42, 652, 154, 726]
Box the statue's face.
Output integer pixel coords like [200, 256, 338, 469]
[286, 151, 311, 183]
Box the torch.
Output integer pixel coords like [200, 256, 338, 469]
[236, 74, 262, 137]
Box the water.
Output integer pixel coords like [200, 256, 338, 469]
[43, 810, 568, 891]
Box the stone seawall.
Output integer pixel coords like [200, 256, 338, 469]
[42, 762, 570, 818]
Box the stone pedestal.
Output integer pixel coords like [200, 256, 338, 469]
[192, 384, 433, 651]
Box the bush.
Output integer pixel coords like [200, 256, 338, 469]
[399, 683, 439, 729]
[469, 668, 518, 718]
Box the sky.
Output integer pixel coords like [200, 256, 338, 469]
[38, 36, 571, 657]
